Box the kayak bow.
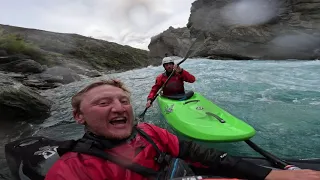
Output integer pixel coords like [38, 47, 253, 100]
[157, 91, 256, 142]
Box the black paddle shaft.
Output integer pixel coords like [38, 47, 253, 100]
[245, 140, 300, 170]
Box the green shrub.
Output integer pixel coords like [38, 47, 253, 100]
[0, 30, 45, 63]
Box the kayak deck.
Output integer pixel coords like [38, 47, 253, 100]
[157, 91, 256, 142]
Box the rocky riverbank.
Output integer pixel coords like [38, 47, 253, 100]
[0, 24, 152, 123]
[148, 0, 320, 61]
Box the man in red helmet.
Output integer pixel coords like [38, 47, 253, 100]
[146, 56, 196, 108]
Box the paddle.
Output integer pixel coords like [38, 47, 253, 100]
[136, 33, 208, 122]
[245, 140, 301, 170]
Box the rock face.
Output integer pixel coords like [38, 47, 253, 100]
[148, 27, 194, 64]
[0, 55, 45, 73]
[0, 55, 81, 90]
[0, 74, 52, 122]
[148, 0, 320, 61]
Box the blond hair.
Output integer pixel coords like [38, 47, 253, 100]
[71, 79, 131, 113]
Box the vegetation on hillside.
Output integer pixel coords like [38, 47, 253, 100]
[68, 36, 149, 70]
[0, 28, 46, 63]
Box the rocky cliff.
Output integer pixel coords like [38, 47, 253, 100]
[148, 0, 320, 60]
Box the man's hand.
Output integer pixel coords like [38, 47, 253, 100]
[146, 100, 152, 108]
[173, 64, 182, 73]
[265, 169, 320, 180]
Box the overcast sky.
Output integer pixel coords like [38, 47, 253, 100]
[0, 0, 195, 50]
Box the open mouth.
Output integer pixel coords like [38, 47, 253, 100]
[110, 117, 127, 125]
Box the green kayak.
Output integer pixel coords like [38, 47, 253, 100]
[157, 91, 256, 142]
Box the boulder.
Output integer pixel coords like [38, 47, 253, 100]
[0, 74, 52, 122]
[40, 66, 81, 84]
[0, 55, 45, 73]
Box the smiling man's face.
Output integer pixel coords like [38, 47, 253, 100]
[74, 84, 134, 139]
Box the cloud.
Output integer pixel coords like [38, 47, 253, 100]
[0, 0, 195, 50]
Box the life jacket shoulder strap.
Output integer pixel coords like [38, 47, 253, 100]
[56, 127, 169, 178]
[57, 139, 78, 156]
[57, 139, 159, 177]
[136, 126, 171, 164]
[74, 142, 159, 177]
